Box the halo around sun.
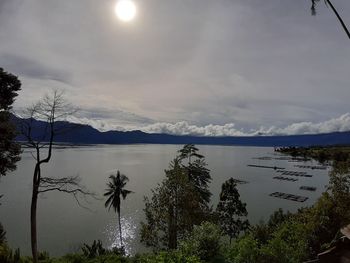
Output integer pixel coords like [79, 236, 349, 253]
[115, 0, 137, 22]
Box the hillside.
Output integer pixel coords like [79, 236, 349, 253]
[12, 115, 350, 147]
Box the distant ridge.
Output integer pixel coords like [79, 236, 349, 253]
[12, 115, 350, 147]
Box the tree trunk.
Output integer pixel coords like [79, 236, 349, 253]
[118, 213, 123, 248]
[31, 178, 39, 263]
[31, 162, 40, 263]
[168, 203, 177, 249]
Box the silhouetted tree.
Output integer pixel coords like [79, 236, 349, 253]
[216, 178, 249, 244]
[141, 146, 212, 250]
[179, 144, 212, 208]
[310, 0, 350, 39]
[82, 240, 106, 258]
[0, 68, 21, 178]
[19, 90, 92, 263]
[104, 171, 133, 249]
[178, 144, 203, 163]
[0, 223, 6, 244]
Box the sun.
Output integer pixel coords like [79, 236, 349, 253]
[115, 0, 137, 22]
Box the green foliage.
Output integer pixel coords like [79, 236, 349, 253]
[81, 240, 106, 259]
[134, 251, 201, 263]
[51, 254, 128, 263]
[276, 146, 350, 164]
[141, 146, 213, 250]
[141, 158, 207, 249]
[267, 208, 292, 229]
[0, 244, 23, 263]
[216, 178, 249, 243]
[38, 251, 50, 261]
[179, 144, 212, 206]
[178, 144, 204, 163]
[0, 223, 6, 244]
[225, 220, 309, 263]
[249, 209, 292, 246]
[259, 220, 309, 263]
[180, 221, 222, 261]
[224, 234, 260, 263]
[0, 68, 21, 177]
[59, 254, 86, 263]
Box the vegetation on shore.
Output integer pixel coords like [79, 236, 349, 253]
[276, 145, 350, 164]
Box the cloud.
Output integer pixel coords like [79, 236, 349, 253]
[142, 113, 350, 136]
[141, 122, 246, 136]
[2, 1, 350, 130]
[0, 54, 72, 84]
[66, 113, 350, 137]
[259, 113, 350, 136]
[64, 107, 155, 131]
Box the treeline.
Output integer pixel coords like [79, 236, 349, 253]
[276, 146, 350, 163]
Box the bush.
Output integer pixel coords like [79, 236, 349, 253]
[134, 251, 201, 263]
[224, 234, 260, 263]
[180, 221, 222, 261]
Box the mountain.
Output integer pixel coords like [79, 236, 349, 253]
[12, 115, 350, 147]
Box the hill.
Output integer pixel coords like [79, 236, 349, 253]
[12, 115, 350, 147]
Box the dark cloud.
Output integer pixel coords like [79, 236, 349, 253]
[0, 54, 71, 84]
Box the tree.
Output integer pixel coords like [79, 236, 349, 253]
[18, 90, 92, 263]
[141, 145, 212, 250]
[141, 157, 211, 250]
[310, 0, 350, 39]
[104, 171, 133, 249]
[0, 68, 21, 178]
[178, 144, 203, 163]
[0, 223, 5, 245]
[216, 178, 249, 244]
[180, 221, 222, 261]
[178, 144, 212, 210]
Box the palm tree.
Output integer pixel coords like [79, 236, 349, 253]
[104, 171, 133, 248]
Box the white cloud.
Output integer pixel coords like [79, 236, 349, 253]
[141, 122, 246, 136]
[259, 113, 350, 136]
[66, 113, 350, 137]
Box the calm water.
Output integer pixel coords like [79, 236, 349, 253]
[0, 144, 330, 256]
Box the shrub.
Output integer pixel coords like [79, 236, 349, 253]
[180, 221, 222, 261]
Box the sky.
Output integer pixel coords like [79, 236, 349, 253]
[1, 0, 350, 136]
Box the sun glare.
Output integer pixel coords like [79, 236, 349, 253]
[115, 0, 137, 22]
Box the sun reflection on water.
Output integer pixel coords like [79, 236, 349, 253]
[104, 211, 139, 255]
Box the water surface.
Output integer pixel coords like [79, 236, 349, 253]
[0, 144, 329, 255]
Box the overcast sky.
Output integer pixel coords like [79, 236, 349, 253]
[1, 0, 350, 136]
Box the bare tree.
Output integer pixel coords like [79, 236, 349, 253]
[311, 0, 350, 39]
[18, 90, 92, 263]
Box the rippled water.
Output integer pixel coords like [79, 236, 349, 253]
[0, 144, 330, 256]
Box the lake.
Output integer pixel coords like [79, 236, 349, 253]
[0, 144, 330, 256]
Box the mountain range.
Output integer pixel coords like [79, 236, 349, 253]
[12, 115, 350, 147]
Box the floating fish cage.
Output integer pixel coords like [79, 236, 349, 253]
[269, 192, 308, 202]
[252, 157, 273, 160]
[232, 179, 249, 184]
[294, 165, 327, 170]
[276, 170, 313, 177]
[247, 164, 285, 170]
[300, 186, 317, 191]
[273, 176, 298, 182]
